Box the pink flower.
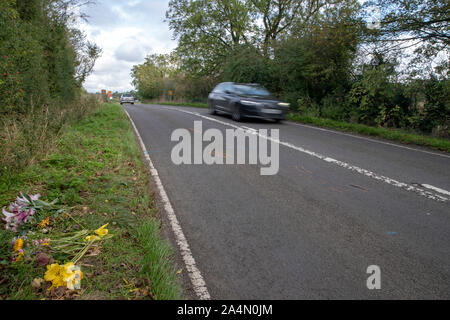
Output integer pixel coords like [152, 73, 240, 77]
[2, 193, 51, 232]
[30, 194, 41, 201]
[2, 207, 15, 221]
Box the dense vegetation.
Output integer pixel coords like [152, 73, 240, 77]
[0, 0, 101, 174]
[132, 0, 449, 138]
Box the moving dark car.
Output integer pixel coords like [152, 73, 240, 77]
[208, 82, 290, 122]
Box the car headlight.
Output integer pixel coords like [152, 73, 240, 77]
[240, 100, 262, 106]
[278, 102, 290, 107]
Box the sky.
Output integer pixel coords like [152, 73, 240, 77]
[79, 0, 177, 93]
[78, 0, 433, 92]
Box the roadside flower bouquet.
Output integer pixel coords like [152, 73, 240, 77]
[2, 193, 112, 295]
[2, 193, 63, 232]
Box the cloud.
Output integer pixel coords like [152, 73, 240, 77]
[114, 40, 146, 63]
[79, 0, 177, 93]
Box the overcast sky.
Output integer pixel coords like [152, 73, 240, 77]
[80, 0, 176, 93]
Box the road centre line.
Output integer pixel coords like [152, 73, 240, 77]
[287, 121, 450, 159]
[421, 184, 450, 196]
[173, 108, 449, 203]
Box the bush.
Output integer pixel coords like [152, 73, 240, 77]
[0, 0, 101, 174]
[222, 45, 276, 92]
[0, 94, 100, 174]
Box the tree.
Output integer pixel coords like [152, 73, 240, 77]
[363, 0, 449, 76]
[0, 0, 100, 113]
[366, 0, 449, 45]
[166, 0, 252, 77]
[131, 54, 173, 99]
[274, 0, 361, 107]
[72, 31, 102, 87]
[249, 0, 334, 54]
[222, 45, 275, 90]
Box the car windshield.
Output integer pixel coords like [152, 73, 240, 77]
[123, 94, 133, 97]
[233, 84, 271, 97]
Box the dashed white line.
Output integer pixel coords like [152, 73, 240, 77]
[123, 106, 211, 300]
[287, 121, 450, 159]
[421, 184, 450, 197]
[174, 108, 449, 203]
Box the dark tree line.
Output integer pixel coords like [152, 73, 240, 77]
[132, 0, 449, 137]
[0, 0, 101, 116]
[0, 0, 101, 172]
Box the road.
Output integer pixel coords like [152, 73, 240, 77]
[125, 103, 450, 299]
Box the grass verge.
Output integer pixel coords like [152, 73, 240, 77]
[288, 114, 450, 153]
[0, 103, 181, 300]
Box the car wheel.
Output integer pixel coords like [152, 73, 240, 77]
[232, 104, 242, 122]
[209, 102, 216, 115]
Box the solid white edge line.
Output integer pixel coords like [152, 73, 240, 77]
[122, 106, 211, 300]
[173, 108, 449, 203]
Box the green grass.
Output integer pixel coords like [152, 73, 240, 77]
[0, 103, 182, 300]
[288, 114, 450, 153]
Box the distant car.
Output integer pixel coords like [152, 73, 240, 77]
[120, 93, 135, 105]
[208, 82, 289, 122]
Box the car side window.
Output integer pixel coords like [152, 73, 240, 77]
[224, 83, 234, 94]
[213, 83, 225, 93]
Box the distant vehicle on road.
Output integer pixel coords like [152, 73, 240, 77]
[208, 82, 290, 122]
[120, 93, 135, 105]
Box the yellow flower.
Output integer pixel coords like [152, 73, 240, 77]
[15, 251, 24, 262]
[44, 263, 83, 290]
[44, 263, 65, 290]
[44, 263, 61, 282]
[61, 262, 83, 290]
[84, 235, 100, 241]
[38, 217, 50, 228]
[94, 223, 109, 237]
[14, 239, 23, 252]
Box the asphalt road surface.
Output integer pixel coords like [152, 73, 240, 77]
[125, 103, 450, 299]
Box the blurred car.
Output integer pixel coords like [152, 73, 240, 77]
[208, 82, 289, 122]
[120, 93, 135, 105]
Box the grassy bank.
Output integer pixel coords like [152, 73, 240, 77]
[0, 94, 101, 174]
[288, 114, 450, 153]
[0, 103, 181, 300]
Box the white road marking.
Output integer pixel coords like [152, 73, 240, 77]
[123, 107, 211, 300]
[241, 126, 258, 133]
[287, 121, 450, 159]
[421, 184, 450, 196]
[174, 108, 449, 203]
